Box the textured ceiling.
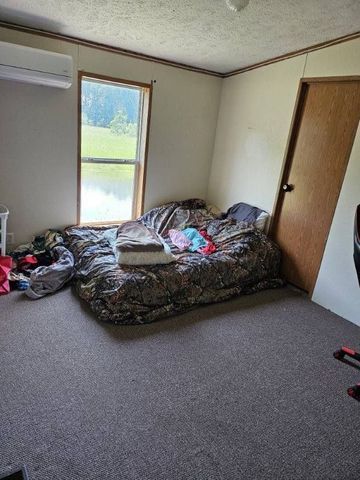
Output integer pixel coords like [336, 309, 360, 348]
[0, 0, 359, 74]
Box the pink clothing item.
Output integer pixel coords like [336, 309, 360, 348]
[169, 229, 192, 251]
[0, 255, 12, 295]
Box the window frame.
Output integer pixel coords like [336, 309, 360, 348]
[77, 71, 152, 225]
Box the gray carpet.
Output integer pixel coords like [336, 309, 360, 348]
[1, 287, 360, 480]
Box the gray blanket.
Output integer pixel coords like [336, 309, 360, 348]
[26, 246, 74, 299]
[115, 221, 164, 252]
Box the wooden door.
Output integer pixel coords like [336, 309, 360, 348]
[272, 78, 360, 293]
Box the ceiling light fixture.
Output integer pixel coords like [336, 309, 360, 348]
[225, 0, 250, 12]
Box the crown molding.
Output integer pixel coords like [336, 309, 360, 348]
[224, 31, 360, 77]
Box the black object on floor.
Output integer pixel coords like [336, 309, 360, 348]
[334, 346, 360, 401]
[354, 204, 360, 285]
[0, 466, 29, 480]
[347, 383, 360, 400]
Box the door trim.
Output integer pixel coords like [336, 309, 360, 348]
[269, 75, 360, 295]
[269, 79, 309, 236]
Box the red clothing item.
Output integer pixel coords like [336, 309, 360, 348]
[0, 255, 12, 295]
[198, 230, 216, 255]
[17, 255, 38, 272]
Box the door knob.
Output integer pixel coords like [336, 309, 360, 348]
[282, 183, 293, 192]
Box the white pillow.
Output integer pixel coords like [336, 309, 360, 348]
[114, 241, 175, 266]
[254, 211, 270, 232]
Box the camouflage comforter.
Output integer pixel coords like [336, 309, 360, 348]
[65, 199, 283, 324]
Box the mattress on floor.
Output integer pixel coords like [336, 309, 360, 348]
[65, 199, 283, 324]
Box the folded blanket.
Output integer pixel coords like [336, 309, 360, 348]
[116, 221, 164, 253]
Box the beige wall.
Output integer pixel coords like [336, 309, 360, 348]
[207, 55, 305, 213]
[312, 126, 360, 325]
[207, 38, 360, 325]
[0, 27, 222, 245]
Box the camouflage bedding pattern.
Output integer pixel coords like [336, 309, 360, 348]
[65, 199, 283, 324]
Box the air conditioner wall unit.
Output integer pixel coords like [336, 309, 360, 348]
[0, 41, 73, 89]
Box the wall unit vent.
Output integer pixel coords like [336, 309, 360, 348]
[0, 41, 73, 89]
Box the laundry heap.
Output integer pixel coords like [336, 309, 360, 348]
[5, 230, 74, 298]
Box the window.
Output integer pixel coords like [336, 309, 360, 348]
[78, 73, 151, 223]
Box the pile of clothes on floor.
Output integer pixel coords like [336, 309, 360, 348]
[0, 230, 74, 299]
